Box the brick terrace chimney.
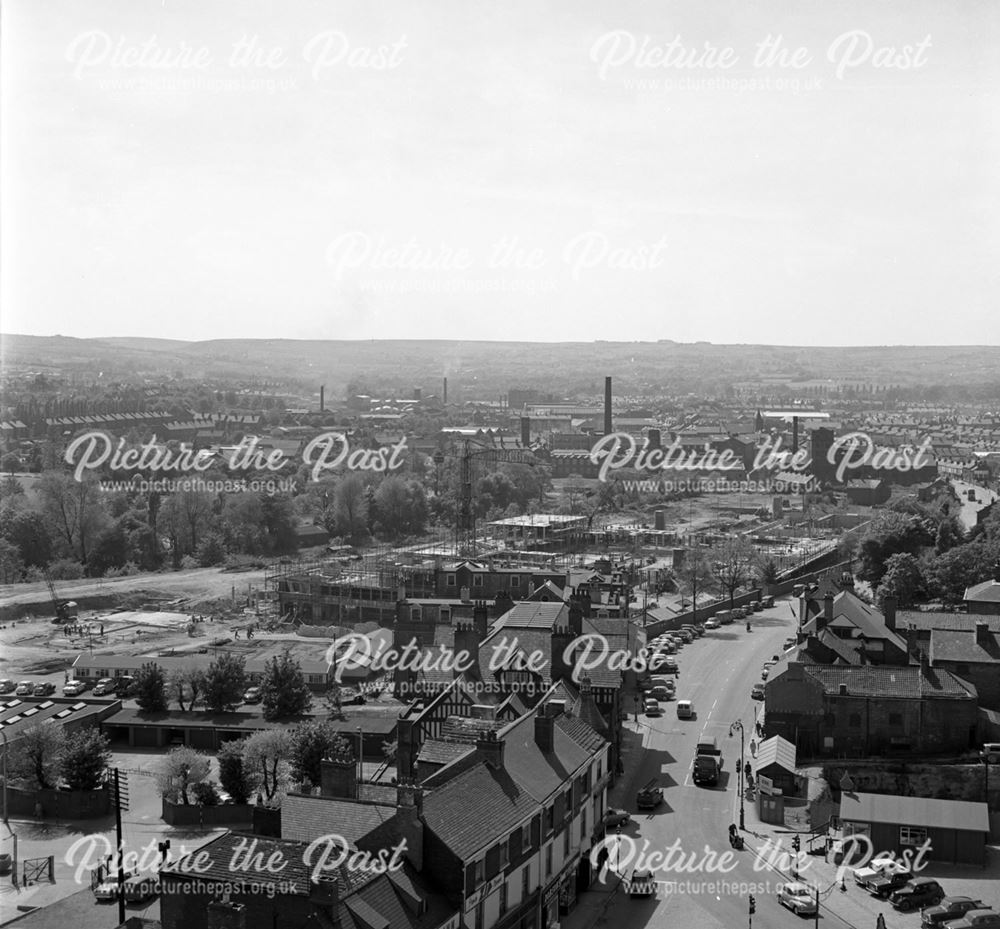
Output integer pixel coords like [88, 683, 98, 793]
[309, 878, 340, 928]
[320, 756, 358, 800]
[472, 600, 489, 640]
[477, 730, 505, 769]
[521, 417, 531, 447]
[976, 622, 989, 646]
[604, 376, 613, 435]
[207, 896, 247, 929]
[882, 596, 897, 631]
[395, 778, 424, 871]
[453, 622, 480, 677]
[823, 594, 834, 621]
[534, 712, 555, 753]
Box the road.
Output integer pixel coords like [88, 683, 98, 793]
[597, 603, 855, 929]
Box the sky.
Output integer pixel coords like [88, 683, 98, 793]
[1, 0, 998, 345]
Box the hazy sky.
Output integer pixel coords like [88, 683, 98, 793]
[2, 0, 997, 344]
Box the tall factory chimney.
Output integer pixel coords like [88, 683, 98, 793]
[792, 415, 799, 452]
[520, 417, 531, 447]
[443, 377, 448, 405]
[319, 385, 325, 413]
[604, 376, 613, 435]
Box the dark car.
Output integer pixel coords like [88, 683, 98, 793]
[32, 681, 56, 696]
[921, 898, 988, 927]
[603, 808, 631, 829]
[868, 869, 913, 898]
[891, 878, 945, 911]
[114, 676, 136, 697]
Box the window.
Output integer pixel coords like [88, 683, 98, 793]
[848, 713, 861, 727]
[597, 758, 602, 780]
[564, 787, 573, 818]
[510, 575, 520, 587]
[499, 839, 509, 869]
[474, 859, 484, 886]
[888, 713, 903, 727]
[545, 845, 552, 878]
[473, 574, 484, 587]
[563, 829, 570, 857]
[475, 899, 484, 929]
[446, 573, 456, 587]
[899, 826, 927, 846]
[545, 806, 554, 833]
[580, 808, 587, 840]
[499, 882, 508, 915]
[521, 823, 532, 850]
[522, 866, 530, 899]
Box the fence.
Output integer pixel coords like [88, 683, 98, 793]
[5, 786, 110, 819]
[161, 799, 253, 827]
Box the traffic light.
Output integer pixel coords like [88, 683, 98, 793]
[791, 835, 800, 853]
[749, 894, 756, 915]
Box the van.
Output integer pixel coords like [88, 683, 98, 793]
[717, 610, 733, 625]
[696, 733, 719, 757]
[676, 700, 693, 719]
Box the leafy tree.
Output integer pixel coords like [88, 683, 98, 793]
[289, 721, 352, 788]
[924, 539, 1000, 603]
[260, 649, 312, 720]
[191, 781, 219, 806]
[1, 509, 53, 567]
[157, 746, 211, 805]
[374, 477, 426, 539]
[242, 729, 291, 802]
[857, 512, 933, 586]
[86, 524, 131, 576]
[37, 471, 108, 566]
[10, 723, 65, 789]
[134, 661, 168, 712]
[935, 517, 964, 555]
[202, 653, 247, 712]
[673, 547, 715, 609]
[757, 559, 780, 587]
[196, 532, 227, 567]
[169, 666, 206, 712]
[60, 728, 111, 790]
[218, 740, 253, 804]
[322, 685, 346, 720]
[876, 553, 924, 609]
[333, 475, 369, 542]
[711, 537, 758, 608]
[0, 538, 24, 583]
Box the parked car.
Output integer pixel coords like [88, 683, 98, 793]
[32, 681, 55, 697]
[891, 878, 945, 911]
[644, 698, 662, 716]
[113, 676, 136, 697]
[93, 677, 117, 696]
[853, 856, 905, 887]
[676, 699, 693, 719]
[717, 610, 733, 625]
[650, 685, 672, 701]
[777, 882, 818, 915]
[943, 910, 1000, 929]
[982, 743, 1000, 763]
[243, 686, 263, 704]
[868, 869, 913, 898]
[704, 618, 720, 629]
[14, 681, 33, 696]
[752, 600, 764, 612]
[751, 683, 765, 700]
[603, 808, 631, 829]
[922, 899, 990, 928]
[93, 880, 121, 901]
[62, 679, 87, 696]
[0, 679, 15, 694]
[124, 875, 158, 903]
[627, 869, 656, 897]
[636, 779, 663, 809]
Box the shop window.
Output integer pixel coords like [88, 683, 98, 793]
[900, 826, 927, 846]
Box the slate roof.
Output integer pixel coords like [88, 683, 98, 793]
[898, 611, 1000, 632]
[802, 665, 977, 699]
[800, 591, 907, 652]
[930, 628, 1000, 664]
[281, 794, 396, 844]
[438, 715, 505, 742]
[416, 739, 475, 766]
[840, 792, 989, 833]
[494, 601, 569, 629]
[965, 580, 1000, 603]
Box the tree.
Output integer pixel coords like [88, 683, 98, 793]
[289, 721, 352, 789]
[1, 509, 53, 568]
[333, 475, 369, 542]
[169, 666, 206, 713]
[374, 477, 426, 539]
[322, 685, 346, 721]
[857, 512, 933, 586]
[757, 559, 780, 587]
[218, 740, 253, 804]
[260, 649, 312, 720]
[191, 781, 219, 806]
[134, 661, 168, 712]
[60, 728, 111, 790]
[711, 537, 758, 608]
[38, 471, 108, 566]
[242, 729, 291, 802]
[157, 746, 211, 806]
[0, 538, 24, 583]
[935, 517, 963, 555]
[673, 547, 715, 609]
[924, 539, 1000, 603]
[196, 532, 227, 567]
[876, 553, 925, 609]
[10, 723, 65, 789]
[202, 653, 247, 712]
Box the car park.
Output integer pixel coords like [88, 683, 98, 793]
[93, 677, 117, 696]
[943, 910, 1000, 929]
[777, 882, 818, 915]
[0, 680, 14, 694]
[14, 681, 33, 696]
[33, 681, 56, 696]
[243, 686, 263, 704]
[62, 679, 87, 696]
[627, 869, 656, 897]
[603, 808, 631, 829]
[921, 899, 990, 928]
[891, 878, 945, 911]
[868, 869, 913, 898]
[751, 683, 765, 700]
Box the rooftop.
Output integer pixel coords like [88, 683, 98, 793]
[839, 792, 989, 833]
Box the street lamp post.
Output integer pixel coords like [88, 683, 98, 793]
[730, 720, 746, 830]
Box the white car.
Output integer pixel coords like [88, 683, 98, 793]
[777, 882, 818, 915]
[93, 880, 121, 901]
[63, 680, 87, 696]
[704, 618, 720, 629]
[853, 856, 903, 887]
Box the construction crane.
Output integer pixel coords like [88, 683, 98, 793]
[44, 570, 78, 624]
[455, 439, 537, 557]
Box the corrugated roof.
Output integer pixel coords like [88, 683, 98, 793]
[840, 792, 989, 833]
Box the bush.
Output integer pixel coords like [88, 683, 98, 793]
[47, 558, 85, 580]
[191, 781, 219, 806]
[179, 554, 199, 570]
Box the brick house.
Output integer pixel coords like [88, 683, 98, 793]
[964, 580, 1000, 615]
[764, 661, 979, 757]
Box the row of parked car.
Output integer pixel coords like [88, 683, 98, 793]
[851, 857, 998, 927]
[0, 679, 57, 697]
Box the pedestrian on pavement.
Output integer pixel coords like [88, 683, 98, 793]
[750, 739, 757, 756]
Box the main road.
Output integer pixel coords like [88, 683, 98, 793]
[596, 600, 856, 929]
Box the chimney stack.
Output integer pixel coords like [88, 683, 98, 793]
[453, 621, 480, 677]
[319, 385, 325, 413]
[534, 712, 555, 753]
[395, 779, 424, 870]
[520, 416, 531, 447]
[976, 622, 989, 646]
[647, 428, 661, 449]
[906, 623, 918, 658]
[320, 756, 358, 799]
[309, 879, 340, 927]
[823, 594, 834, 621]
[604, 376, 613, 435]
[472, 600, 489, 640]
[882, 595, 897, 631]
[207, 897, 247, 929]
[477, 730, 505, 769]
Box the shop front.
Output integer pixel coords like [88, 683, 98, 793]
[540, 854, 580, 928]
